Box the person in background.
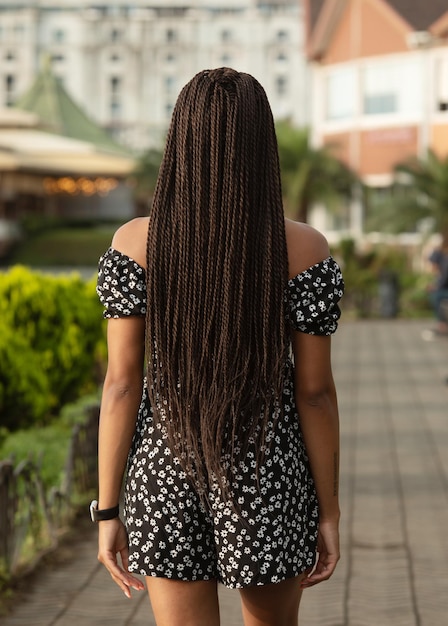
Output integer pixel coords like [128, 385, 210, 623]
[93, 68, 344, 626]
[426, 233, 448, 338]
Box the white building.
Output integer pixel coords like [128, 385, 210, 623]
[0, 0, 308, 151]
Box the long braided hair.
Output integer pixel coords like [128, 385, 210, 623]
[146, 68, 289, 501]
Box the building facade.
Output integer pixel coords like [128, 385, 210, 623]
[0, 0, 309, 151]
[305, 0, 448, 238]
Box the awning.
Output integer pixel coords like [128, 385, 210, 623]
[18, 153, 135, 177]
[0, 151, 19, 171]
[0, 128, 135, 178]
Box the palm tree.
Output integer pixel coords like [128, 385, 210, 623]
[130, 148, 163, 216]
[366, 150, 448, 237]
[276, 121, 356, 223]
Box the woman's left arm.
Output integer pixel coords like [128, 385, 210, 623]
[291, 331, 340, 588]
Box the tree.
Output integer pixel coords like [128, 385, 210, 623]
[130, 148, 163, 216]
[366, 150, 448, 237]
[276, 121, 356, 223]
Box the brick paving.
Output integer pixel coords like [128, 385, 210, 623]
[2, 320, 447, 626]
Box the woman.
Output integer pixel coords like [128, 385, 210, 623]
[95, 68, 343, 626]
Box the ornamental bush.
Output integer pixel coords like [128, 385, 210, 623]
[0, 266, 105, 430]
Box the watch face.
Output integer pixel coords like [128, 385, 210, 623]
[90, 500, 99, 522]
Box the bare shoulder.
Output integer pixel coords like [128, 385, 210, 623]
[111, 217, 149, 269]
[284, 218, 330, 279]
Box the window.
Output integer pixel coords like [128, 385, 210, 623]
[364, 65, 396, 114]
[5, 74, 15, 91]
[109, 77, 122, 120]
[110, 53, 121, 62]
[165, 53, 175, 63]
[110, 99, 121, 119]
[435, 58, 448, 112]
[111, 29, 122, 42]
[166, 28, 176, 43]
[110, 76, 121, 93]
[5, 51, 15, 61]
[164, 76, 176, 94]
[221, 29, 232, 43]
[326, 203, 351, 231]
[365, 93, 396, 115]
[326, 67, 356, 120]
[5, 74, 15, 106]
[53, 28, 66, 43]
[14, 24, 25, 41]
[52, 54, 65, 63]
[220, 53, 232, 65]
[277, 52, 287, 62]
[108, 6, 121, 17]
[165, 102, 174, 117]
[275, 75, 287, 97]
[276, 30, 288, 42]
[363, 61, 420, 116]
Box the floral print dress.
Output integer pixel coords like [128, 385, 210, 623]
[97, 248, 344, 588]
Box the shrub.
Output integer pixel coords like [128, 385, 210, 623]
[0, 267, 105, 430]
[0, 325, 53, 429]
[334, 239, 433, 318]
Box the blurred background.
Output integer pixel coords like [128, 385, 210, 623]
[1, 0, 448, 617]
[0, 0, 447, 312]
[0, 1, 447, 266]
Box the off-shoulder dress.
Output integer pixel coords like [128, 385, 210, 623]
[97, 248, 344, 589]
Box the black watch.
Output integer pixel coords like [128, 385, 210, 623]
[90, 500, 119, 522]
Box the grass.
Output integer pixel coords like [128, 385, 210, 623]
[4, 225, 118, 267]
[0, 393, 101, 604]
[0, 392, 101, 490]
[0, 422, 72, 489]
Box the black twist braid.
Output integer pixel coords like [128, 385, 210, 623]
[145, 68, 289, 505]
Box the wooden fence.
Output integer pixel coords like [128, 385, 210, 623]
[0, 405, 99, 577]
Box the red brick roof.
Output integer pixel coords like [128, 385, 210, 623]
[386, 0, 448, 30]
[308, 0, 448, 35]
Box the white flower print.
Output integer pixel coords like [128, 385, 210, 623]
[96, 249, 344, 589]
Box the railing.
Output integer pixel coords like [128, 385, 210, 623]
[0, 405, 99, 577]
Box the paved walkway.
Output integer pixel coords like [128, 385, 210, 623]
[2, 320, 447, 626]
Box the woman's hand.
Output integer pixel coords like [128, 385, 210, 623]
[97, 518, 145, 598]
[301, 519, 340, 588]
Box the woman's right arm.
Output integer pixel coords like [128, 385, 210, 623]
[96, 220, 149, 597]
[96, 316, 146, 598]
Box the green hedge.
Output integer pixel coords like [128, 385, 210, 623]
[0, 266, 106, 430]
[5, 226, 117, 267]
[334, 239, 433, 318]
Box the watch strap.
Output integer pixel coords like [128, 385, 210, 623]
[90, 500, 119, 522]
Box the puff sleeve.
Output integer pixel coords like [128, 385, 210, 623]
[96, 248, 147, 318]
[285, 256, 344, 335]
